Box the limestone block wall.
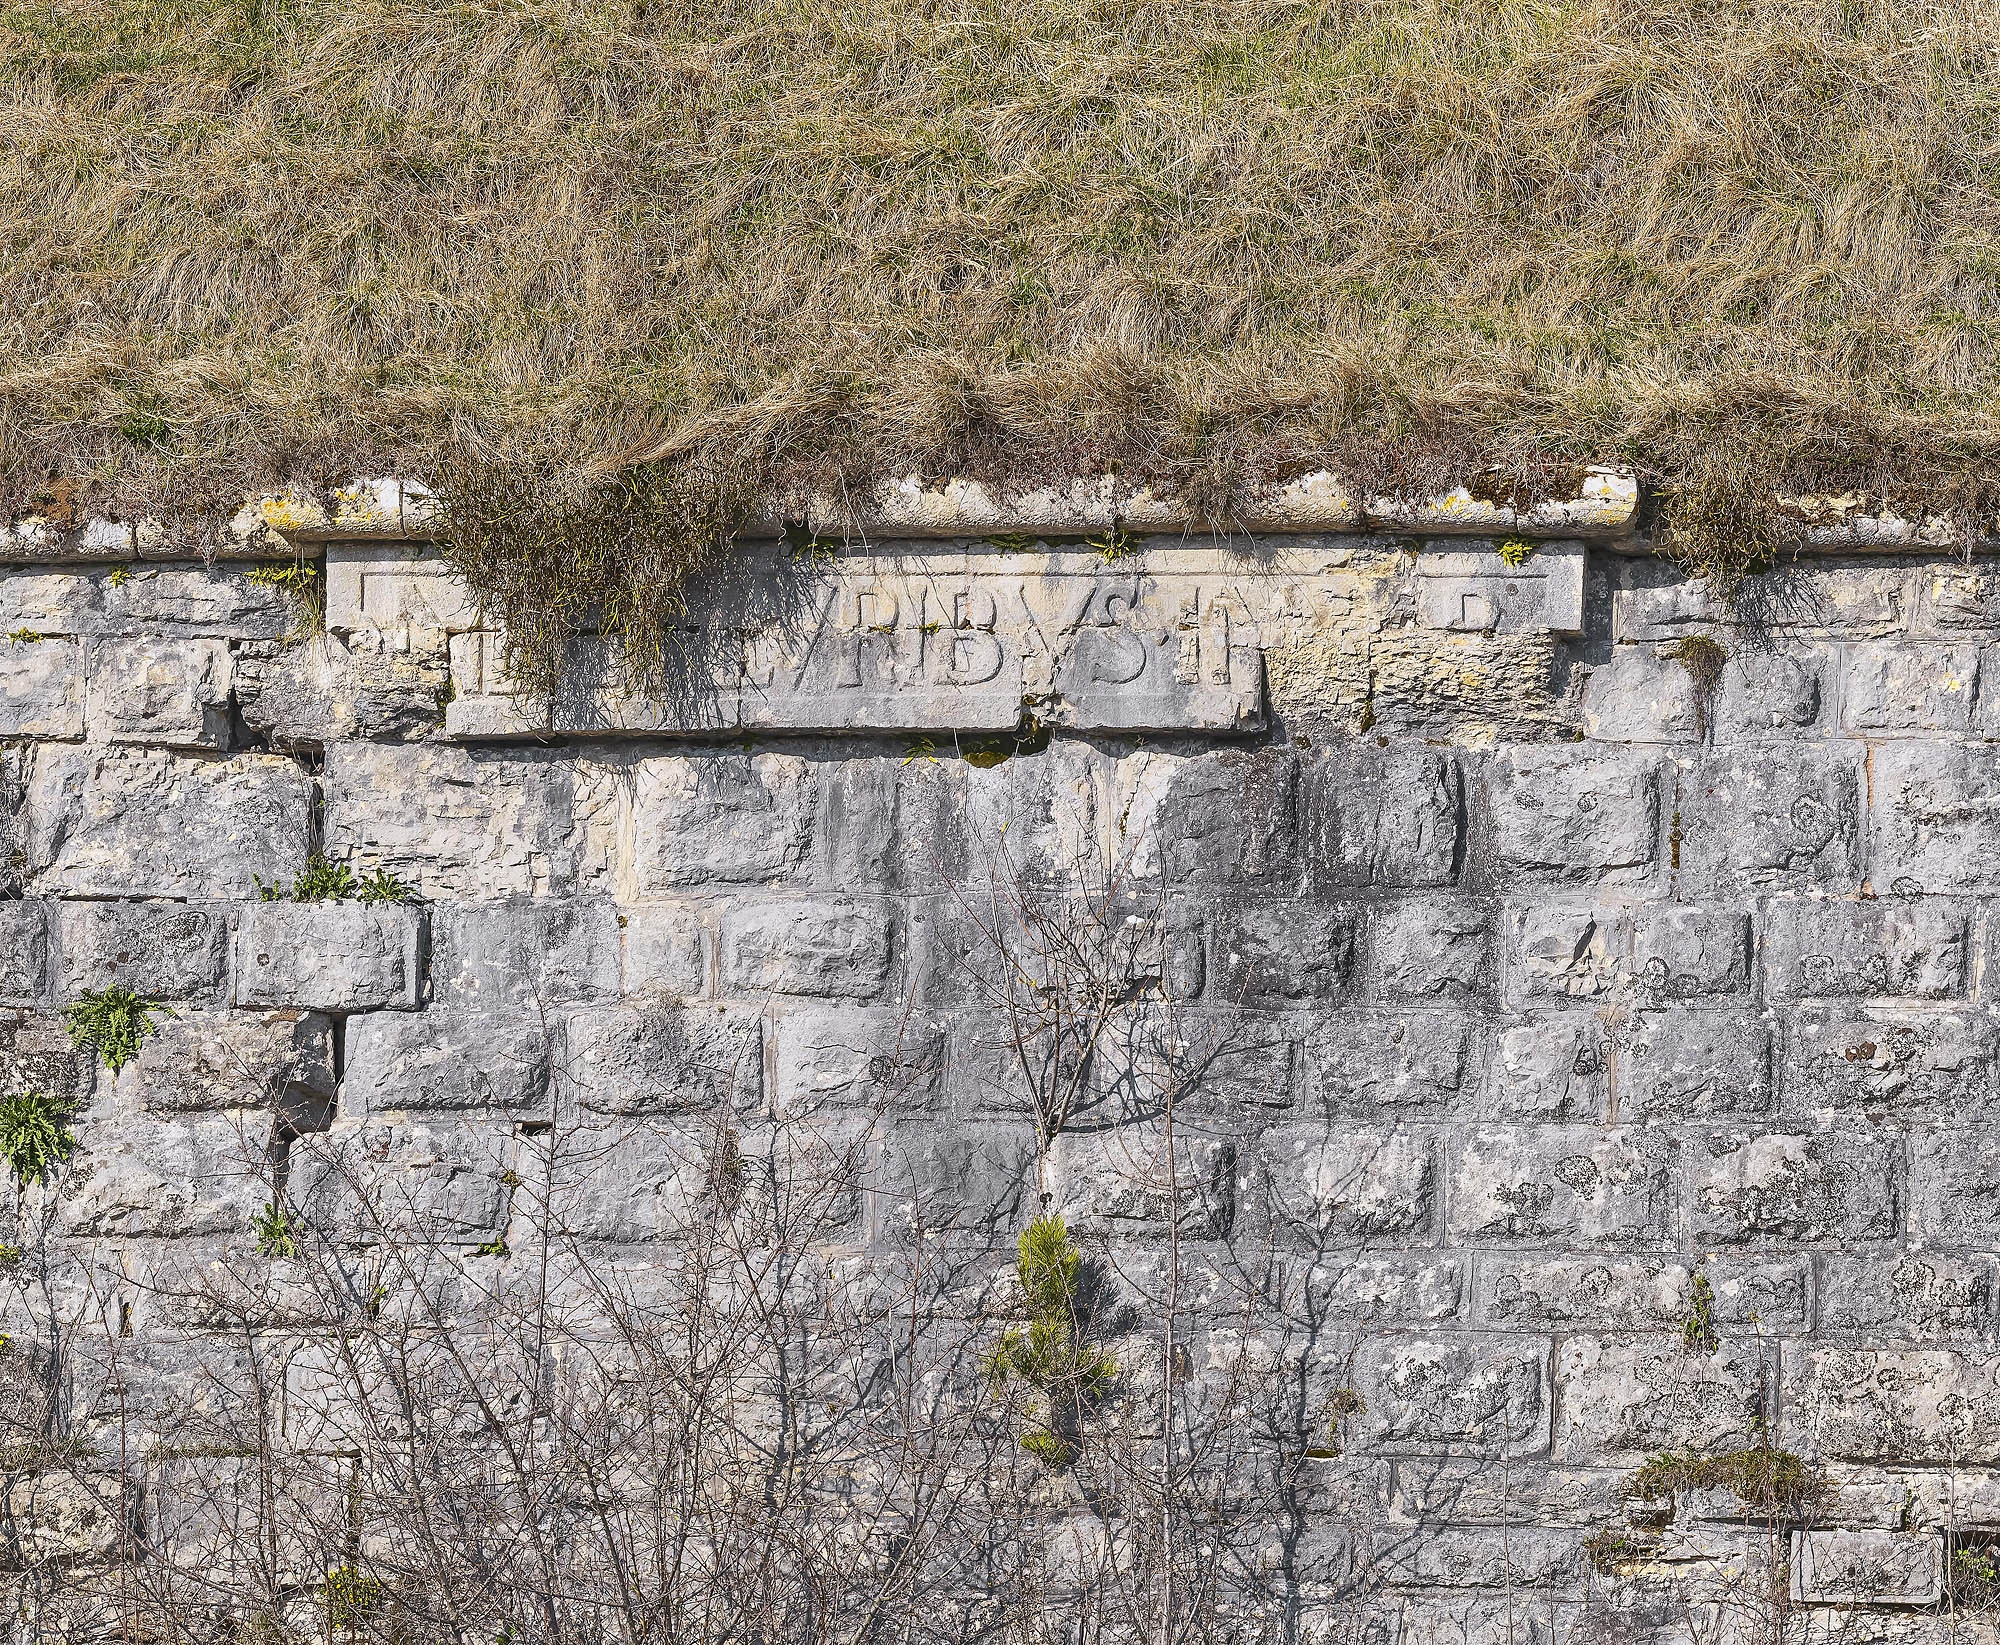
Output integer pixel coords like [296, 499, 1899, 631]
[3, 532, 2000, 1641]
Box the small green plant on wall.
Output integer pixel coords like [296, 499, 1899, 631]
[253, 1200, 299, 1259]
[246, 562, 324, 632]
[986, 1215, 1115, 1469]
[64, 987, 160, 1073]
[0, 1091, 78, 1184]
[260, 854, 414, 904]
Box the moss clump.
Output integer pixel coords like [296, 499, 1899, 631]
[0, 1092, 78, 1184]
[63, 987, 160, 1074]
[988, 1215, 1115, 1469]
[1630, 1444, 1829, 1518]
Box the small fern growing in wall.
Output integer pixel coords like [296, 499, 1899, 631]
[987, 1215, 1115, 1469]
[0, 1092, 78, 1184]
[64, 987, 160, 1072]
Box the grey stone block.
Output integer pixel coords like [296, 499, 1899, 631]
[1305, 1256, 1464, 1323]
[56, 901, 227, 1001]
[815, 758, 901, 891]
[343, 1008, 551, 1114]
[1870, 741, 2000, 894]
[1051, 1122, 1234, 1238]
[1300, 745, 1461, 889]
[0, 636, 83, 738]
[1302, 1011, 1468, 1115]
[1378, 1528, 1579, 1592]
[1447, 1128, 1674, 1249]
[27, 748, 311, 899]
[123, 1009, 333, 1114]
[1786, 1008, 1991, 1115]
[1350, 1335, 1551, 1457]
[102, 567, 291, 638]
[1793, 1529, 1942, 1606]
[1480, 1257, 1807, 1332]
[1819, 1253, 2000, 1342]
[1845, 643, 1979, 732]
[322, 744, 600, 902]
[1395, 1596, 1560, 1645]
[234, 903, 424, 1011]
[1210, 901, 1357, 1005]
[235, 631, 448, 746]
[428, 899, 621, 1008]
[564, 1002, 762, 1116]
[620, 903, 707, 999]
[1580, 647, 1701, 742]
[1371, 897, 1493, 1001]
[1486, 1018, 1607, 1119]
[629, 753, 816, 891]
[1484, 747, 1659, 884]
[1678, 747, 1862, 894]
[1763, 898, 1967, 998]
[85, 638, 234, 749]
[1259, 1123, 1434, 1240]
[289, 1119, 513, 1245]
[1391, 1460, 1628, 1528]
[721, 898, 893, 999]
[54, 1116, 266, 1239]
[874, 1121, 1035, 1242]
[1631, 904, 1750, 997]
[1507, 903, 1628, 1002]
[1692, 1131, 1898, 1246]
[0, 902, 50, 1005]
[1155, 749, 1300, 889]
[0, 1009, 93, 1109]
[773, 1006, 943, 1117]
[1553, 1337, 1767, 1462]
[1614, 1007, 1772, 1119]
[1790, 1348, 2000, 1463]
[1713, 646, 1826, 739]
[541, 1121, 707, 1242]
[1909, 1130, 2000, 1248]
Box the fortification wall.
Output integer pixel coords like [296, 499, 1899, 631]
[2, 529, 1997, 1642]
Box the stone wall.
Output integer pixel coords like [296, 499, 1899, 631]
[4, 532, 2000, 1641]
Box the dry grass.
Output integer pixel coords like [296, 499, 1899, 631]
[5, 0, 2000, 674]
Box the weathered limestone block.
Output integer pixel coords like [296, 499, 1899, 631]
[1793, 1529, 1943, 1606]
[1484, 747, 1659, 884]
[446, 628, 742, 737]
[323, 543, 480, 636]
[1713, 646, 1827, 739]
[1391, 1460, 1629, 1528]
[235, 631, 448, 745]
[1299, 746, 1461, 889]
[1378, 1528, 1581, 1592]
[772, 1007, 943, 1117]
[617, 903, 707, 999]
[1846, 643, 1979, 732]
[541, 1120, 708, 1242]
[1553, 1337, 1767, 1462]
[1507, 903, 1629, 1001]
[1614, 1008, 1772, 1119]
[52, 1116, 267, 1238]
[343, 1008, 552, 1114]
[123, 1009, 333, 1114]
[26, 748, 311, 899]
[1486, 1017, 1607, 1119]
[1304, 1256, 1464, 1323]
[629, 753, 816, 892]
[1790, 1348, 2000, 1463]
[0, 1470, 128, 1568]
[234, 903, 424, 1011]
[0, 572, 96, 637]
[721, 899, 894, 1000]
[1209, 901, 1357, 1005]
[1415, 543, 1586, 635]
[1259, 1124, 1435, 1240]
[873, 1121, 1035, 1240]
[1050, 1122, 1235, 1238]
[324, 743, 607, 901]
[1302, 1011, 1468, 1115]
[1819, 1253, 2000, 1342]
[428, 899, 620, 1007]
[1786, 1008, 1991, 1115]
[56, 901, 227, 1001]
[1155, 749, 1300, 889]
[1909, 1130, 2000, 1248]
[1369, 630, 1570, 739]
[1370, 897, 1494, 1001]
[0, 1010, 92, 1108]
[0, 636, 83, 738]
[1762, 898, 1967, 998]
[289, 1120, 513, 1244]
[564, 1002, 762, 1115]
[1692, 1131, 1899, 1245]
[1350, 1335, 1551, 1457]
[0, 902, 50, 1005]
[85, 638, 233, 748]
[1678, 747, 1862, 894]
[101, 567, 292, 639]
[1630, 904, 1751, 997]
[1871, 742, 2000, 894]
[1447, 1128, 1674, 1249]
[1395, 1596, 1561, 1645]
[1581, 647, 1701, 742]
[1617, 565, 1908, 642]
[1481, 1257, 1807, 1332]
